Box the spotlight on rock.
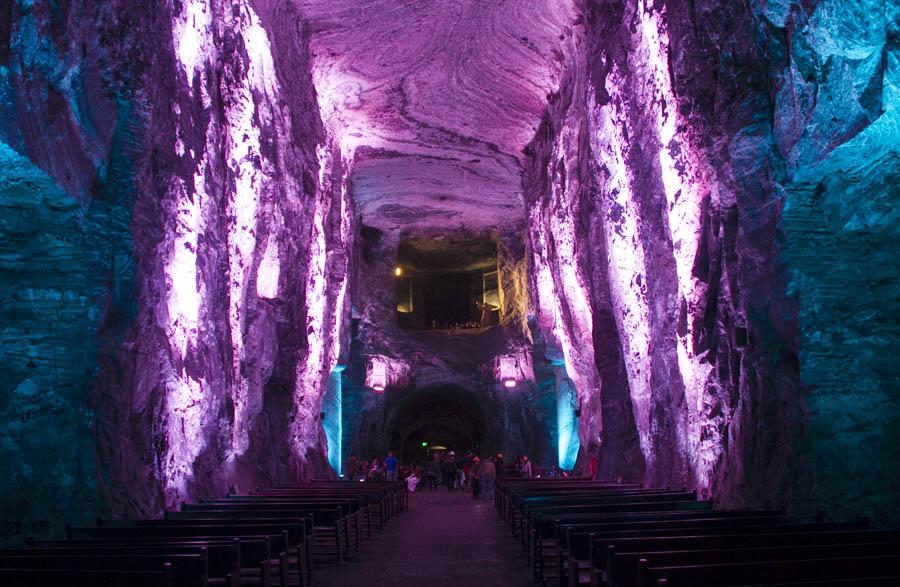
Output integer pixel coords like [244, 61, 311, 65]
[367, 357, 387, 393]
[499, 355, 518, 389]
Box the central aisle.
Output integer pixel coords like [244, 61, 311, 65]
[315, 488, 533, 586]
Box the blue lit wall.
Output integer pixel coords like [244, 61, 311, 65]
[556, 365, 580, 471]
[322, 367, 344, 476]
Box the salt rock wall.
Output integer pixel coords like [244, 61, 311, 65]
[1, 0, 139, 537]
[528, 0, 898, 520]
[96, 0, 354, 515]
[767, 0, 900, 524]
[526, 0, 808, 507]
[1, 0, 353, 523]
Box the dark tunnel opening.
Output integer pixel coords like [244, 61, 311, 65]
[387, 385, 489, 464]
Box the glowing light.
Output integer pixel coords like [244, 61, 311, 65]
[165, 175, 204, 359]
[421, 442, 428, 447]
[323, 368, 343, 477]
[498, 355, 519, 388]
[256, 232, 280, 299]
[555, 364, 580, 471]
[172, 0, 212, 81]
[394, 266, 403, 277]
[638, 0, 715, 486]
[222, 3, 283, 456]
[367, 357, 388, 393]
[588, 85, 654, 462]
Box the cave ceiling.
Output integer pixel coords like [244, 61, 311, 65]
[296, 0, 576, 232]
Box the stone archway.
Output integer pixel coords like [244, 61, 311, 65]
[385, 385, 490, 464]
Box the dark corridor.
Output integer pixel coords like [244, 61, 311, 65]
[388, 386, 488, 464]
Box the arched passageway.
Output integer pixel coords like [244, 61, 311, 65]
[386, 385, 489, 464]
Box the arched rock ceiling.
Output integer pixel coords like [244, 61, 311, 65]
[296, 0, 576, 231]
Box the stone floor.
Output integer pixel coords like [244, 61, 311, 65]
[314, 487, 533, 586]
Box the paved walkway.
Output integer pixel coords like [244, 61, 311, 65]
[314, 488, 532, 586]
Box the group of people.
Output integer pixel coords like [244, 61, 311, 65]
[346, 450, 538, 501]
[425, 301, 496, 331]
[346, 451, 400, 483]
[423, 451, 499, 499]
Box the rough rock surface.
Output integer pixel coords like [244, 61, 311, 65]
[1, 0, 139, 534]
[1, 0, 354, 523]
[524, 0, 897, 522]
[769, 0, 899, 523]
[296, 0, 575, 232]
[0, 0, 897, 533]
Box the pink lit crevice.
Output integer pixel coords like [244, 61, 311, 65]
[586, 86, 655, 465]
[162, 0, 297, 497]
[637, 0, 718, 489]
[290, 143, 354, 470]
[222, 3, 281, 455]
[162, 170, 210, 506]
[327, 164, 354, 372]
[256, 230, 281, 300]
[163, 0, 217, 504]
[528, 160, 597, 432]
[291, 164, 329, 462]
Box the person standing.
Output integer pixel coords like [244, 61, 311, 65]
[406, 470, 420, 493]
[587, 446, 599, 480]
[495, 453, 505, 477]
[443, 452, 458, 491]
[347, 454, 358, 480]
[385, 451, 399, 482]
[520, 455, 533, 478]
[479, 457, 496, 501]
[426, 454, 440, 491]
[470, 457, 482, 499]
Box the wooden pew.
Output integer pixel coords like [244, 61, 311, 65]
[0, 553, 207, 586]
[0, 567, 175, 586]
[595, 528, 898, 587]
[607, 541, 900, 587]
[643, 554, 900, 586]
[192, 500, 350, 564]
[552, 512, 791, 586]
[17, 537, 281, 587]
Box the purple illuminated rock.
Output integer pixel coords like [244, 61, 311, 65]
[296, 0, 575, 232]
[1, 0, 896, 532]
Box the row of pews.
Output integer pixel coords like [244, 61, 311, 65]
[0, 480, 406, 586]
[496, 478, 900, 587]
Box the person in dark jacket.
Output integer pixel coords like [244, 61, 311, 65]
[443, 452, 458, 491]
[426, 454, 441, 491]
[479, 457, 496, 500]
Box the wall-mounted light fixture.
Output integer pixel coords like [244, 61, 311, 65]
[394, 266, 403, 277]
[367, 357, 387, 393]
[499, 355, 518, 389]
